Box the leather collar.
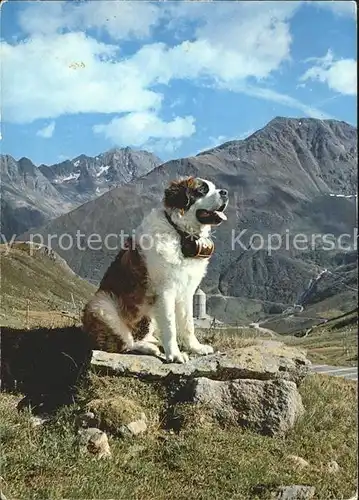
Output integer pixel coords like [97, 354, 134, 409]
[164, 211, 214, 258]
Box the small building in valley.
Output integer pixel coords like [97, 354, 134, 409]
[193, 288, 206, 319]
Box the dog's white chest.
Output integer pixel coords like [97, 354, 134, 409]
[136, 208, 211, 294]
[173, 257, 208, 291]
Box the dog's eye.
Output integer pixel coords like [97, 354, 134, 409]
[195, 183, 209, 197]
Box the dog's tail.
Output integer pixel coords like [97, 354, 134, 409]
[82, 291, 134, 352]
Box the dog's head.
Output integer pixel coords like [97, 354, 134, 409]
[164, 177, 229, 227]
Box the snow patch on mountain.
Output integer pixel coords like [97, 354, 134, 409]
[96, 165, 110, 177]
[329, 193, 357, 198]
[53, 173, 81, 184]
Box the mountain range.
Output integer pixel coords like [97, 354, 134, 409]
[16, 117, 357, 322]
[0, 148, 162, 239]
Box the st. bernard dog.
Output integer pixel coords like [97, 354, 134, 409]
[82, 176, 228, 363]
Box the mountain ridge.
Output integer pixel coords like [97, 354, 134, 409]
[1, 148, 162, 238]
[18, 117, 357, 321]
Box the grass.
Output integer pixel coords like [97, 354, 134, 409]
[283, 312, 358, 367]
[0, 373, 357, 500]
[198, 323, 357, 368]
[197, 327, 262, 350]
[0, 242, 94, 328]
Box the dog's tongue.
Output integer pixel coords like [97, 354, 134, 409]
[214, 210, 227, 221]
[196, 208, 227, 225]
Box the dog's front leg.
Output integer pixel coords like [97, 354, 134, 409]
[176, 295, 214, 356]
[154, 290, 189, 364]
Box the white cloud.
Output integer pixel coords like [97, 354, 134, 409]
[93, 112, 196, 152]
[58, 154, 70, 162]
[1, 32, 162, 123]
[128, 2, 298, 85]
[17, 1, 162, 40]
[198, 135, 229, 154]
[1, 2, 302, 126]
[36, 121, 56, 139]
[169, 97, 185, 109]
[237, 129, 256, 140]
[1, 0, 346, 142]
[238, 85, 333, 119]
[194, 129, 256, 156]
[300, 50, 357, 95]
[150, 139, 184, 155]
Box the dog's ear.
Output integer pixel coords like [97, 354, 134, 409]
[164, 180, 191, 210]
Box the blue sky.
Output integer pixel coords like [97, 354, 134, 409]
[1, 1, 357, 166]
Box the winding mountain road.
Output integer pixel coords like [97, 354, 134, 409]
[311, 364, 358, 381]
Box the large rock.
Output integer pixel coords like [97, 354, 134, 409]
[171, 377, 304, 436]
[91, 340, 310, 385]
[91, 340, 310, 436]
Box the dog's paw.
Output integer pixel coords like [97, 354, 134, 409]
[189, 343, 214, 356]
[166, 350, 189, 364]
[130, 341, 162, 358]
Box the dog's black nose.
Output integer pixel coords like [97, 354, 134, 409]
[219, 189, 228, 198]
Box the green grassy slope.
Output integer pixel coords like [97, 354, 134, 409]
[284, 310, 358, 366]
[0, 242, 95, 328]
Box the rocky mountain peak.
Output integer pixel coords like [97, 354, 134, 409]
[1, 147, 162, 239]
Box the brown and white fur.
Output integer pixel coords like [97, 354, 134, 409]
[82, 177, 228, 363]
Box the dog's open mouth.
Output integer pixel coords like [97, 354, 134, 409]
[196, 204, 227, 225]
